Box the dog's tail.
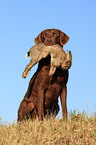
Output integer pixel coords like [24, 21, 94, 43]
[26, 51, 31, 58]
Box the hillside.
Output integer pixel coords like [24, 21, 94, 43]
[0, 111, 96, 144]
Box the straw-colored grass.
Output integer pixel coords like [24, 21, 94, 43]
[0, 110, 96, 145]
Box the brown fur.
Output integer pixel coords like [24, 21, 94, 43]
[18, 29, 71, 121]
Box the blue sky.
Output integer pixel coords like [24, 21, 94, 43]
[0, 0, 96, 123]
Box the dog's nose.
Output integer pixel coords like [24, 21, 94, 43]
[47, 38, 52, 42]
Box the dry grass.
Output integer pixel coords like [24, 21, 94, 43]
[0, 111, 96, 145]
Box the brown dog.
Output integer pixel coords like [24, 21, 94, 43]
[18, 29, 71, 121]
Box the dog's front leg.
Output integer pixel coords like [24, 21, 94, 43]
[36, 71, 50, 120]
[37, 87, 44, 120]
[60, 86, 68, 119]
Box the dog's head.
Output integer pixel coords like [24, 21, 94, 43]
[34, 29, 69, 46]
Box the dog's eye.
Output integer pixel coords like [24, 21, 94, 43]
[53, 33, 57, 37]
[43, 34, 47, 38]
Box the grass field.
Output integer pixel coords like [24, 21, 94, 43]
[0, 110, 96, 145]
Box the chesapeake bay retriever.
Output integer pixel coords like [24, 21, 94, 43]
[18, 29, 72, 121]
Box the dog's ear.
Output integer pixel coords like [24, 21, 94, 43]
[60, 31, 69, 46]
[34, 33, 42, 44]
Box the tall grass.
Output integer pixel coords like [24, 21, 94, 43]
[0, 110, 96, 144]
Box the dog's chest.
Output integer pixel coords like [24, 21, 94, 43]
[56, 69, 68, 87]
[44, 83, 60, 106]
